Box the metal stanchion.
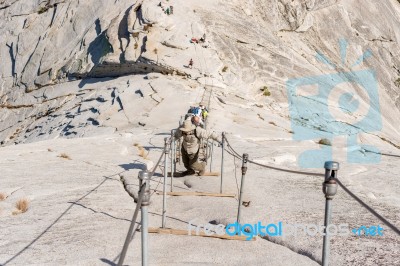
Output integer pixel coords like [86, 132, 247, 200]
[220, 132, 225, 193]
[236, 153, 248, 224]
[322, 161, 339, 266]
[117, 171, 148, 266]
[203, 138, 208, 165]
[139, 170, 150, 266]
[178, 117, 183, 166]
[162, 137, 169, 228]
[209, 140, 214, 172]
[170, 130, 175, 192]
[177, 140, 181, 166]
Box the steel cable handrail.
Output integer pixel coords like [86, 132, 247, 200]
[223, 134, 400, 235]
[233, 155, 240, 199]
[149, 151, 165, 178]
[364, 148, 400, 159]
[118, 183, 147, 266]
[224, 134, 323, 176]
[336, 178, 400, 236]
[149, 137, 171, 178]
[190, 23, 208, 105]
[150, 158, 166, 197]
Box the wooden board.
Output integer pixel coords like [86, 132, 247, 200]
[147, 227, 255, 241]
[156, 191, 236, 198]
[168, 171, 220, 177]
[202, 172, 220, 176]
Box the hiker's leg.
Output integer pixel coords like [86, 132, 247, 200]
[181, 147, 190, 170]
[190, 149, 205, 174]
[192, 161, 206, 175]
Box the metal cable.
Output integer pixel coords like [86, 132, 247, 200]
[208, 88, 213, 111]
[233, 155, 240, 200]
[223, 134, 400, 235]
[226, 145, 241, 160]
[336, 178, 400, 235]
[223, 135, 243, 160]
[224, 141, 242, 160]
[149, 151, 165, 178]
[247, 158, 323, 177]
[190, 23, 207, 105]
[190, 23, 201, 68]
[150, 159, 166, 197]
[364, 149, 400, 159]
[224, 134, 323, 176]
[118, 183, 146, 266]
[224, 133, 400, 176]
[148, 137, 171, 178]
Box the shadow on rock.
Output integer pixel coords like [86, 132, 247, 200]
[119, 163, 146, 171]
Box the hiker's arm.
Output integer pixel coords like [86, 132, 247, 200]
[196, 127, 222, 143]
[210, 131, 222, 143]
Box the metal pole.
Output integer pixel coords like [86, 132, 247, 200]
[170, 130, 175, 192]
[322, 161, 339, 266]
[322, 198, 332, 266]
[209, 140, 214, 172]
[237, 153, 248, 224]
[208, 89, 212, 111]
[140, 170, 151, 266]
[117, 172, 147, 266]
[162, 137, 169, 228]
[178, 117, 183, 166]
[220, 132, 225, 193]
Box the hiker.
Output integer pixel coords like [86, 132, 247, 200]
[186, 104, 207, 121]
[189, 58, 193, 69]
[199, 33, 206, 43]
[170, 6, 173, 14]
[165, 7, 170, 15]
[175, 120, 221, 176]
[199, 102, 208, 121]
[191, 114, 204, 127]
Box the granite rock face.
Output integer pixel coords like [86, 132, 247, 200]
[0, 0, 400, 136]
[0, 1, 400, 266]
[0, 0, 178, 93]
[0, 0, 399, 145]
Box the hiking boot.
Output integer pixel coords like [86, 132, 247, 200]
[182, 169, 195, 176]
[198, 168, 206, 176]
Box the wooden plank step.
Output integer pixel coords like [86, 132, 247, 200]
[168, 171, 220, 177]
[156, 191, 235, 198]
[147, 227, 255, 241]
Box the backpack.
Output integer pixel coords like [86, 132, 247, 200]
[187, 106, 194, 114]
[192, 107, 202, 116]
